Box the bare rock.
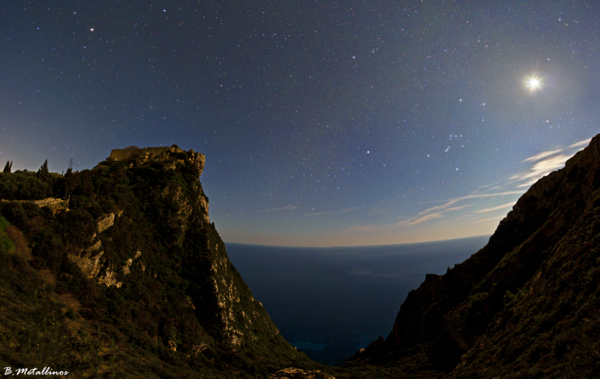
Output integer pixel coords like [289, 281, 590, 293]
[122, 251, 142, 275]
[107, 146, 205, 177]
[122, 258, 133, 275]
[190, 342, 208, 357]
[268, 368, 335, 379]
[97, 213, 115, 234]
[1, 197, 69, 214]
[97, 267, 122, 288]
[199, 195, 210, 224]
[83, 239, 102, 256]
[68, 251, 104, 278]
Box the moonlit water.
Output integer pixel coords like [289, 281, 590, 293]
[226, 235, 490, 366]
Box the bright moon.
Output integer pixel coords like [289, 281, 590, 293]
[526, 76, 541, 91]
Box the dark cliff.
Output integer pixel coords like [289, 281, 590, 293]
[6, 137, 600, 378]
[347, 135, 600, 378]
[0, 146, 325, 378]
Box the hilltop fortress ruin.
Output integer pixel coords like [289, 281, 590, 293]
[107, 146, 206, 177]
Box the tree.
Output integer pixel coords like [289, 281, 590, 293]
[37, 159, 50, 182]
[3, 161, 12, 173]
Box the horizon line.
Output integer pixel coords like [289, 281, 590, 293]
[223, 234, 491, 249]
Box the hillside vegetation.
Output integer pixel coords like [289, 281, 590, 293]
[0, 149, 321, 378]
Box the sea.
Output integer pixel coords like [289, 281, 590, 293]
[226, 235, 490, 367]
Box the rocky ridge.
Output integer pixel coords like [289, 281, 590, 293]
[347, 135, 600, 377]
[97, 146, 296, 351]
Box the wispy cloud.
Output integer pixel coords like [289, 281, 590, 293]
[419, 190, 524, 205]
[476, 201, 516, 213]
[473, 215, 506, 224]
[522, 149, 563, 162]
[305, 207, 364, 216]
[511, 153, 572, 188]
[459, 191, 524, 200]
[342, 190, 522, 234]
[396, 204, 471, 226]
[568, 137, 592, 149]
[511, 138, 593, 189]
[259, 205, 298, 213]
[401, 212, 444, 226]
[397, 191, 523, 226]
[341, 136, 594, 238]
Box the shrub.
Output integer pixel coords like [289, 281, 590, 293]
[5, 225, 31, 260]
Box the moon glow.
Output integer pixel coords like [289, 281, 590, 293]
[526, 76, 542, 92]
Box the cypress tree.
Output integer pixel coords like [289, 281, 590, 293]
[2, 160, 12, 173]
[64, 168, 78, 197]
[37, 159, 50, 181]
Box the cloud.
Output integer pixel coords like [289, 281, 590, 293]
[522, 149, 563, 162]
[419, 190, 524, 205]
[512, 138, 592, 189]
[397, 190, 523, 226]
[473, 215, 506, 224]
[346, 135, 594, 235]
[402, 212, 445, 225]
[511, 153, 572, 188]
[396, 204, 471, 226]
[343, 190, 523, 234]
[568, 137, 592, 149]
[476, 201, 516, 213]
[305, 206, 364, 217]
[259, 205, 298, 213]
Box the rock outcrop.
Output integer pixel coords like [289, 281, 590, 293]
[107, 145, 205, 176]
[107, 146, 210, 223]
[268, 367, 336, 379]
[0, 145, 320, 377]
[96, 213, 115, 234]
[347, 135, 600, 377]
[67, 211, 130, 288]
[0, 197, 69, 214]
[60, 147, 296, 352]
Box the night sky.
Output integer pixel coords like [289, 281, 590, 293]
[2, 1, 600, 247]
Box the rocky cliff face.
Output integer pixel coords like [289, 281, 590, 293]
[0, 146, 322, 377]
[347, 135, 600, 378]
[108, 146, 206, 176]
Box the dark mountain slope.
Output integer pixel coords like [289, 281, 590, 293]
[0, 146, 325, 378]
[347, 135, 600, 378]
